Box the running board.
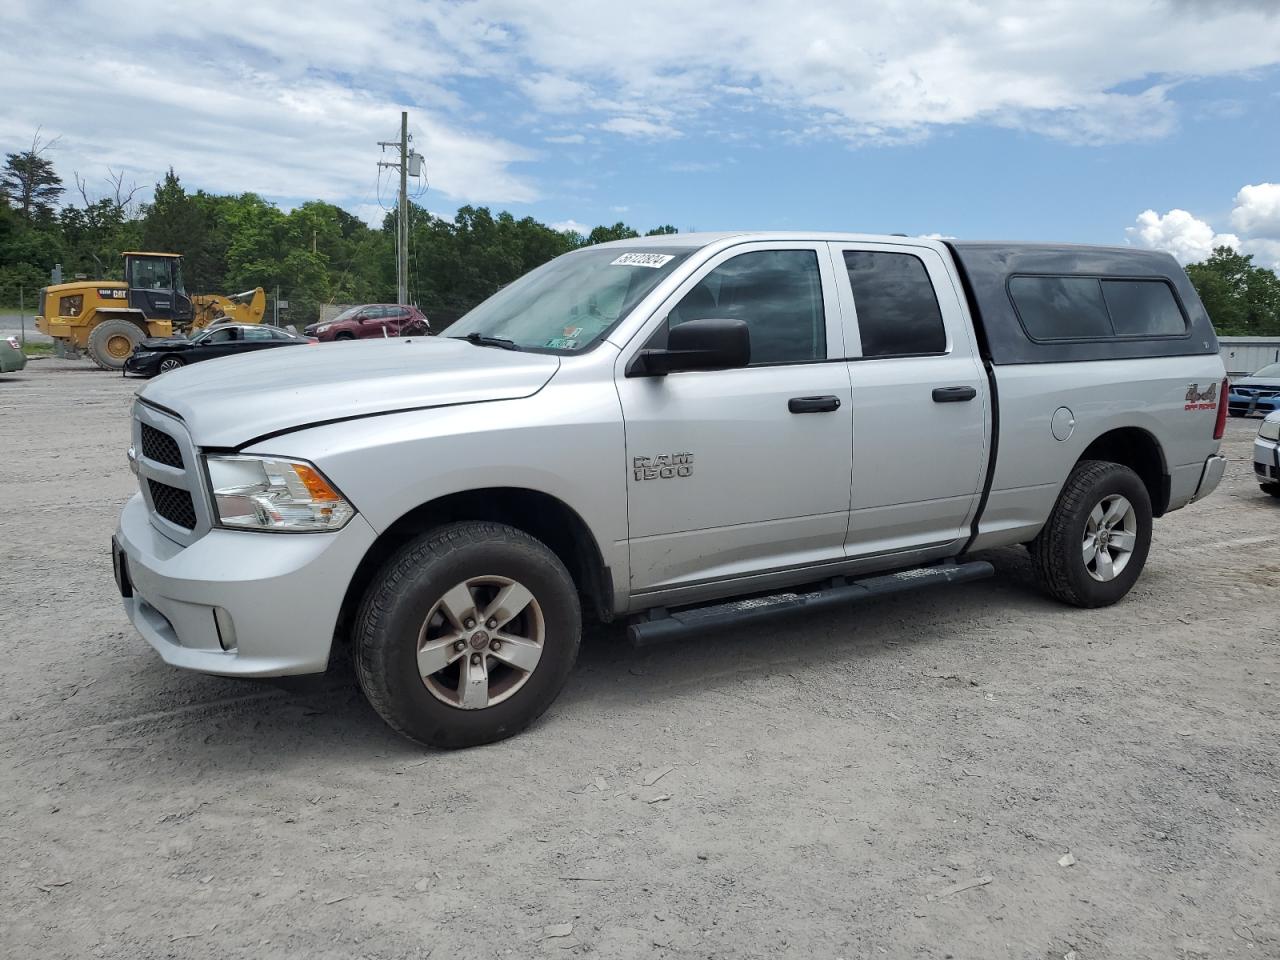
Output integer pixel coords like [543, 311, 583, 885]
[626, 560, 994, 647]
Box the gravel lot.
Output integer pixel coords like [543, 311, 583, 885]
[2, 359, 1278, 960]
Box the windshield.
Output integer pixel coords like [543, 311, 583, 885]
[443, 246, 695, 352]
[1252, 362, 1280, 379]
[329, 306, 362, 324]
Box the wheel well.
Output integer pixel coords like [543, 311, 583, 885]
[337, 488, 613, 643]
[1078, 427, 1169, 516]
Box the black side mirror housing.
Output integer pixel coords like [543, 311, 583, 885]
[632, 318, 751, 376]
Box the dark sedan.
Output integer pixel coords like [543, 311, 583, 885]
[124, 323, 313, 377]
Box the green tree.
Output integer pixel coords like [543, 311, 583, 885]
[586, 222, 640, 245]
[0, 132, 64, 222]
[645, 225, 678, 235]
[1185, 246, 1280, 337]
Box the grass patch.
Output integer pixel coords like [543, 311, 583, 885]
[22, 342, 54, 357]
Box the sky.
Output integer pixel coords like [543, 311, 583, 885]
[3, 0, 1280, 267]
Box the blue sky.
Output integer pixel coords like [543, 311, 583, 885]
[3, 0, 1280, 266]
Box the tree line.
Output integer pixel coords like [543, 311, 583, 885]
[2, 136, 1279, 335]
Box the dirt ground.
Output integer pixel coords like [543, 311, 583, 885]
[1, 359, 1277, 960]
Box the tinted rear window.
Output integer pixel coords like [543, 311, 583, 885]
[844, 251, 947, 356]
[1009, 276, 1112, 341]
[1100, 280, 1186, 336]
[1010, 275, 1188, 341]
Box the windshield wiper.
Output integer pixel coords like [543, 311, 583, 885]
[450, 332, 521, 351]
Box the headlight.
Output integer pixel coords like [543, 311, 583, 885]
[1261, 416, 1280, 442]
[206, 455, 354, 532]
[317, 324, 331, 333]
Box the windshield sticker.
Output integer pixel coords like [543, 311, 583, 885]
[562, 325, 583, 338]
[611, 253, 674, 269]
[545, 337, 579, 350]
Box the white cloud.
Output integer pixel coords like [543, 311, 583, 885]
[1127, 209, 1240, 264]
[598, 117, 681, 140]
[545, 133, 586, 144]
[464, 0, 1280, 146]
[0, 0, 539, 209]
[1241, 237, 1280, 271]
[1229, 183, 1280, 237]
[550, 219, 589, 235]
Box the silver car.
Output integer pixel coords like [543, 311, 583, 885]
[1255, 411, 1280, 498]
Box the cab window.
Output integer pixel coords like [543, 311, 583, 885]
[131, 258, 171, 290]
[844, 251, 946, 357]
[669, 250, 825, 365]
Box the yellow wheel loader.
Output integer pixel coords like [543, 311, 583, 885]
[35, 252, 267, 370]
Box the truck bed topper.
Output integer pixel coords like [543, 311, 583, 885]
[945, 242, 1218, 365]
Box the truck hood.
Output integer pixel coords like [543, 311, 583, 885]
[1233, 376, 1280, 388]
[138, 337, 561, 447]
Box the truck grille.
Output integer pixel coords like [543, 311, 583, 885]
[132, 403, 210, 544]
[148, 479, 197, 529]
[140, 422, 184, 468]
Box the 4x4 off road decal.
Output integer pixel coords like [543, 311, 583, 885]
[1185, 382, 1218, 411]
[633, 453, 693, 481]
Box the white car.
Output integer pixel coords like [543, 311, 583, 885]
[1255, 411, 1280, 498]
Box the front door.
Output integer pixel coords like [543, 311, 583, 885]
[829, 241, 990, 557]
[617, 242, 854, 600]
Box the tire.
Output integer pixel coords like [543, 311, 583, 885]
[157, 356, 185, 374]
[1031, 459, 1153, 608]
[354, 521, 581, 749]
[1262, 482, 1280, 499]
[87, 318, 145, 371]
[335, 332, 355, 341]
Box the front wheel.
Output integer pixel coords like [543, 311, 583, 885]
[354, 521, 581, 749]
[1262, 482, 1280, 499]
[1032, 460, 1153, 608]
[157, 356, 185, 374]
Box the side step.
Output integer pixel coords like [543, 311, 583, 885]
[626, 560, 994, 647]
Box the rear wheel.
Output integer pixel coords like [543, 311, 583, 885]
[87, 318, 144, 371]
[354, 521, 581, 749]
[1032, 460, 1153, 608]
[1262, 482, 1280, 499]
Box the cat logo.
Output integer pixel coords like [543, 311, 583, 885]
[1184, 382, 1217, 411]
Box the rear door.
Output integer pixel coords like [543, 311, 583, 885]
[617, 242, 854, 599]
[828, 242, 990, 557]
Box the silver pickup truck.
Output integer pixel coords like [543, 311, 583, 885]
[113, 233, 1228, 748]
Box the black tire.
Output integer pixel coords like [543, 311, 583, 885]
[353, 521, 581, 749]
[1262, 482, 1280, 499]
[334, 332, 355, 341]
[1031, 460, 1153, 608]
[87, 318, 145, 371]
[157, 356, 185, 374]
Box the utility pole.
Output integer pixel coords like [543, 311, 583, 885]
[378, 112, 411, 306]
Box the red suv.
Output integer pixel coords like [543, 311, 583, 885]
[305, 304, 430, 341]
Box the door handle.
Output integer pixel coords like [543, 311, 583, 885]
[788, 395, 841, 414]
[932, 385, 977, 403]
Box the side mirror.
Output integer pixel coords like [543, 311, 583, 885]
[356, 315, 367, 324]
[632, 318, 751, 376]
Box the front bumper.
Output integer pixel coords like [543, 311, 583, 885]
[114, 493, 378, 676]
[1256, 435, 1280, 485]
[123, 353, 162, 377]
[1229, 392, 1280, 416]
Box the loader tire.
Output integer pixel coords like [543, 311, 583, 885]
[87, 319, 144, 371]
